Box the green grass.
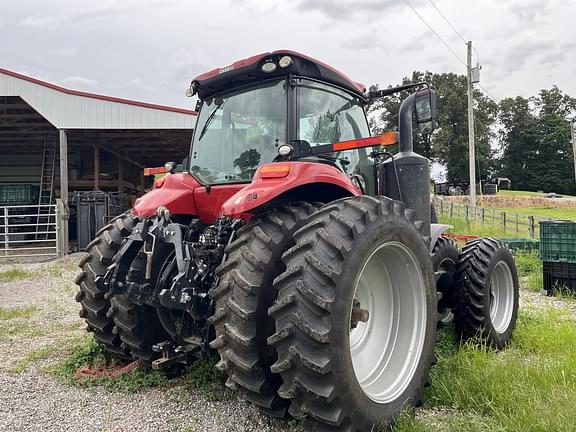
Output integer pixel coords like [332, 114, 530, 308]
[0, 320, 45, 342]
[396, 307, 576, 432]
[49, 336, 169, 392]
[439, 215, 508, 238]
[10, 344, 60, 374]
[0, 268, 33, 282]
[514, 250, 543, 292]
[183, 356, 230, 402]
[497, 207, 576, 221]
[0, 305, 38, 320]
[497, 189, 574, 198]
[497, 190, 545, 197]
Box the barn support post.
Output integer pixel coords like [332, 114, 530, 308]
[140, 171, 145, 194]
[94, 145, 100, 190]
[56, 199, 65, 257]
[118, 157, 124, 192]
[58, 129, 69, 254]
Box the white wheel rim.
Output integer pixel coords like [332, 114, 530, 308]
[489, 261, 515, 333]
[349, 241, 427, 404]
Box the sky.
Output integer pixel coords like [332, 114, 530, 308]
[1, 0, 575, 109]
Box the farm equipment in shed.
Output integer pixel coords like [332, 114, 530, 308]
[75, 50, 519, 431]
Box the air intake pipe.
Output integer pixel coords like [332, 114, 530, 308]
[379, 91, 432, 237]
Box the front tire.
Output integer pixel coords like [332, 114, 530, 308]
[454, 238, 519, 349]
[268, 196, 437, 431]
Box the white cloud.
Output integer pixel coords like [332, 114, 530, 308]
[20, 15, 57, 27]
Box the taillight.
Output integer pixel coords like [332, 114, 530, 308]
[260, 165, 291, 178]
[154, 176, 166, 189]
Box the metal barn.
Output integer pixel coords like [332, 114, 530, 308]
[0, 67, 197, 258]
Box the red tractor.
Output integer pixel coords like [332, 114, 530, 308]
[76, 51, 519, 431]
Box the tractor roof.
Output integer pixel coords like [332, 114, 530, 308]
[192, 50, 366, 100]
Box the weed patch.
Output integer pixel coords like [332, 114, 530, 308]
[515, 250, 543, 292]
[0, 319, 44, 342]
[10, 344, 60, 373]
[49, 336, 169, 392]
[0, 305, 38, 320]
[183, 356, 229, 402]
[0, 268, 33, 282]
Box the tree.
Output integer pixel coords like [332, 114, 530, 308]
[498, 86, 576, 195]
[368, 71, 498, 183]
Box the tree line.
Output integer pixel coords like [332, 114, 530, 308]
[368, 72, 576, 195]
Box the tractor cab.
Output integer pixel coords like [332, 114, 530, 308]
[187, 51, 374, 192]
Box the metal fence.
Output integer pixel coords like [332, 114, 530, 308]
[0, 204, 60, 259]
[432, 197, 550, 239]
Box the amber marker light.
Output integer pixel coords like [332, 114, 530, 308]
[260, 165, 291, 178]
[332, 132, 398, 151]
[143, 166, 168, 176]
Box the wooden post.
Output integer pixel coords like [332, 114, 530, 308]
[481, 207, 485, 225]
[449, 203, 454, 219]
[118, 157, 124, 192]
[58, 130, 69, 255]
[94, 145, 100, 190]
[515, 214, 519, 237]
[465, 205, 469, 221]
[56, 199, 65, 257]
[528, 216, 535, 239]
[502, 211, 507, 233]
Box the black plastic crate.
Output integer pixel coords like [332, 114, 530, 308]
[543, 261, 576, 294]
[539, 220, 576, 264]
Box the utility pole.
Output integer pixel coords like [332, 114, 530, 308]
[467, 41, 477, 207]
[572, 122, 576, 183]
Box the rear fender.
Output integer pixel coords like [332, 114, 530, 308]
[220, 162, 361, 217]
[132, 173, 200, 218]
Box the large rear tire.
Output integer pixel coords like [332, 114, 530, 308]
[268, 196, 437, 431]
[454, 238, 519, 349]
[75, 214, 135, 357]
[210, 203, 318, 417]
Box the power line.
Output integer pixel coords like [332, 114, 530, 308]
[402, 0, 466, 68]
[404, 0, 499, 103]
[478, 83, 499, 103]
[426, 0, 480, 62]
[426, 0, 466, 43]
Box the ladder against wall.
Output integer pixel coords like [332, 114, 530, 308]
[36, 138, 57, 240]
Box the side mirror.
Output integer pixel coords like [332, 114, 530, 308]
[414, 88, 437, 134]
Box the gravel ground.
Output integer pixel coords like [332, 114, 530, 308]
[0, 254, 296, 432]
[0, 254, 574, 431]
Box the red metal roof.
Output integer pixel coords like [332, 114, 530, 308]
[0, 67, 197, 116]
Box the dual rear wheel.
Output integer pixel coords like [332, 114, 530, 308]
[215, 196, 438, 430]
[214, 199, 519, 431]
